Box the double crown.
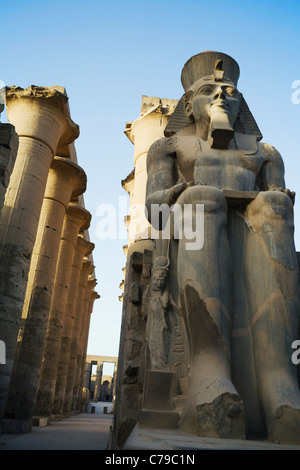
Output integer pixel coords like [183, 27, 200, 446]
[181, 50, 240, 91]
[164, 50, 262, 146]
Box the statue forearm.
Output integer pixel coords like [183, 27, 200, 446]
[146, 188, 172, 215]
[146, 182, 189, 225]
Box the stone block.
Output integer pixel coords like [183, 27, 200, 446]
[32, 416, 50, 427]
[50, 414, 63, 422]
[139, 410, 179, 429]
[143, 370, 174, 411]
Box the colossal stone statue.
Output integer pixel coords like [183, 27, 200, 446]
[145, 51, 300, 444]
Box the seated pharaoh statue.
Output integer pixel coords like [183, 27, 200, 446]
[145, 51, 300, 444]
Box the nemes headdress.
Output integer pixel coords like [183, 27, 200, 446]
[164, 51, 262, 151]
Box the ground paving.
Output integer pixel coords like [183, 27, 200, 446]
[2, 402, 300, 452]
[0, 401, 113, 450]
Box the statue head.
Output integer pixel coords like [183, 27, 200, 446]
[185, 79, 242, 148]
[164, 51, 262, 152]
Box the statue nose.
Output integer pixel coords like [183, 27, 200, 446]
[214, 88, 225, 100]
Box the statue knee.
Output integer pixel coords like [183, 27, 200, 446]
[257, 190, 292, 219]
[177, 185, 227, 213]
[259, 190, 293, 209]
[246, 190, 294, 233]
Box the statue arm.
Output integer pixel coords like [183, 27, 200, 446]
[257, 143, 286, 190]
[146, 137, 187, 225]
[257, 143, 295, 203]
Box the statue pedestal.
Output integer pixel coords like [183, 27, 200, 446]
[139, 410, 179, 429]
[140, 370, 179, 430]
[123, 426, 300, 450]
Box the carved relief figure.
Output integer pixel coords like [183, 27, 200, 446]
[145, 51, 300, 443]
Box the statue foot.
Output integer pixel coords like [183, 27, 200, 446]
[196, 392, 245, 439]
[270, 405, 300, 445]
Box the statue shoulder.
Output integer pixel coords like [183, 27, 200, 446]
[259, 142, 283, 164]
[148, 136, 177, 161]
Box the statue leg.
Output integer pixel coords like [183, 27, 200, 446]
[175, 185, 245, 438]
[245, 190, 300, 444]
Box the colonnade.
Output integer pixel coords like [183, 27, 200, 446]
[85, 355, 118, 403]
[0, 85, 99, 433]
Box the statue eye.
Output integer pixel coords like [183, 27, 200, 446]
[198, 86, 214, 95]
[225, 87, 237, 97]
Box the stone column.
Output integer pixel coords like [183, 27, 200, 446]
[63, 262, 94, 415]
[94, 363, 103, 401]
[124, 96, 177, 245]
[0, 123, 18, 213]
[94, 363, 103, 400]
[52, 240, 94, 418]
[34, 203, 91, 420]
[75, 284, 99, 413]
[3, 156, 86, 432]
[0, 86, 79, 421]
[112, 364, 118, 403]
[84, 362, 92, 392]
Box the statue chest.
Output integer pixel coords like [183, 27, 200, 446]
[175, 137, 263, 191]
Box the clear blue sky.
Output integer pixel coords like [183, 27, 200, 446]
[1, 0, 300, 363]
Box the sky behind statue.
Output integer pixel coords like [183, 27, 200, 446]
[1, 0, 299, 374]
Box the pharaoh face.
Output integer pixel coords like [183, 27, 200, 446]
[188, 80, 241, 127]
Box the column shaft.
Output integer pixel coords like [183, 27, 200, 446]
[0, 86, 79, 421]
[3, 157, 86, 431]
[52, 241, 94, 417]
[94, 363, 103, 400]
[63, 262, 93, 414]
[34, 204, 91, 419]
[74, 279, 97, 413]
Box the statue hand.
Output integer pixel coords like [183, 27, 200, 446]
[168, 181, 194, 204]
[268, 185, 295, 204]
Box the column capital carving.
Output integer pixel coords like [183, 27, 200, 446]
[77, 235, 95, 257]
[6, 85, 79, 153]
[55, 157, 87, 197]
[84, 277, 97, 302]
[44, 157, 87, 207]
[81, 260, 94, 277]
[78, 260, 94, 289]
[90, 290, 100, 303]
[64, 203, 91, 234]
[71, 237, 94, 272]
[125, 96, 177, 164]
[89, 290, 100, 313]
